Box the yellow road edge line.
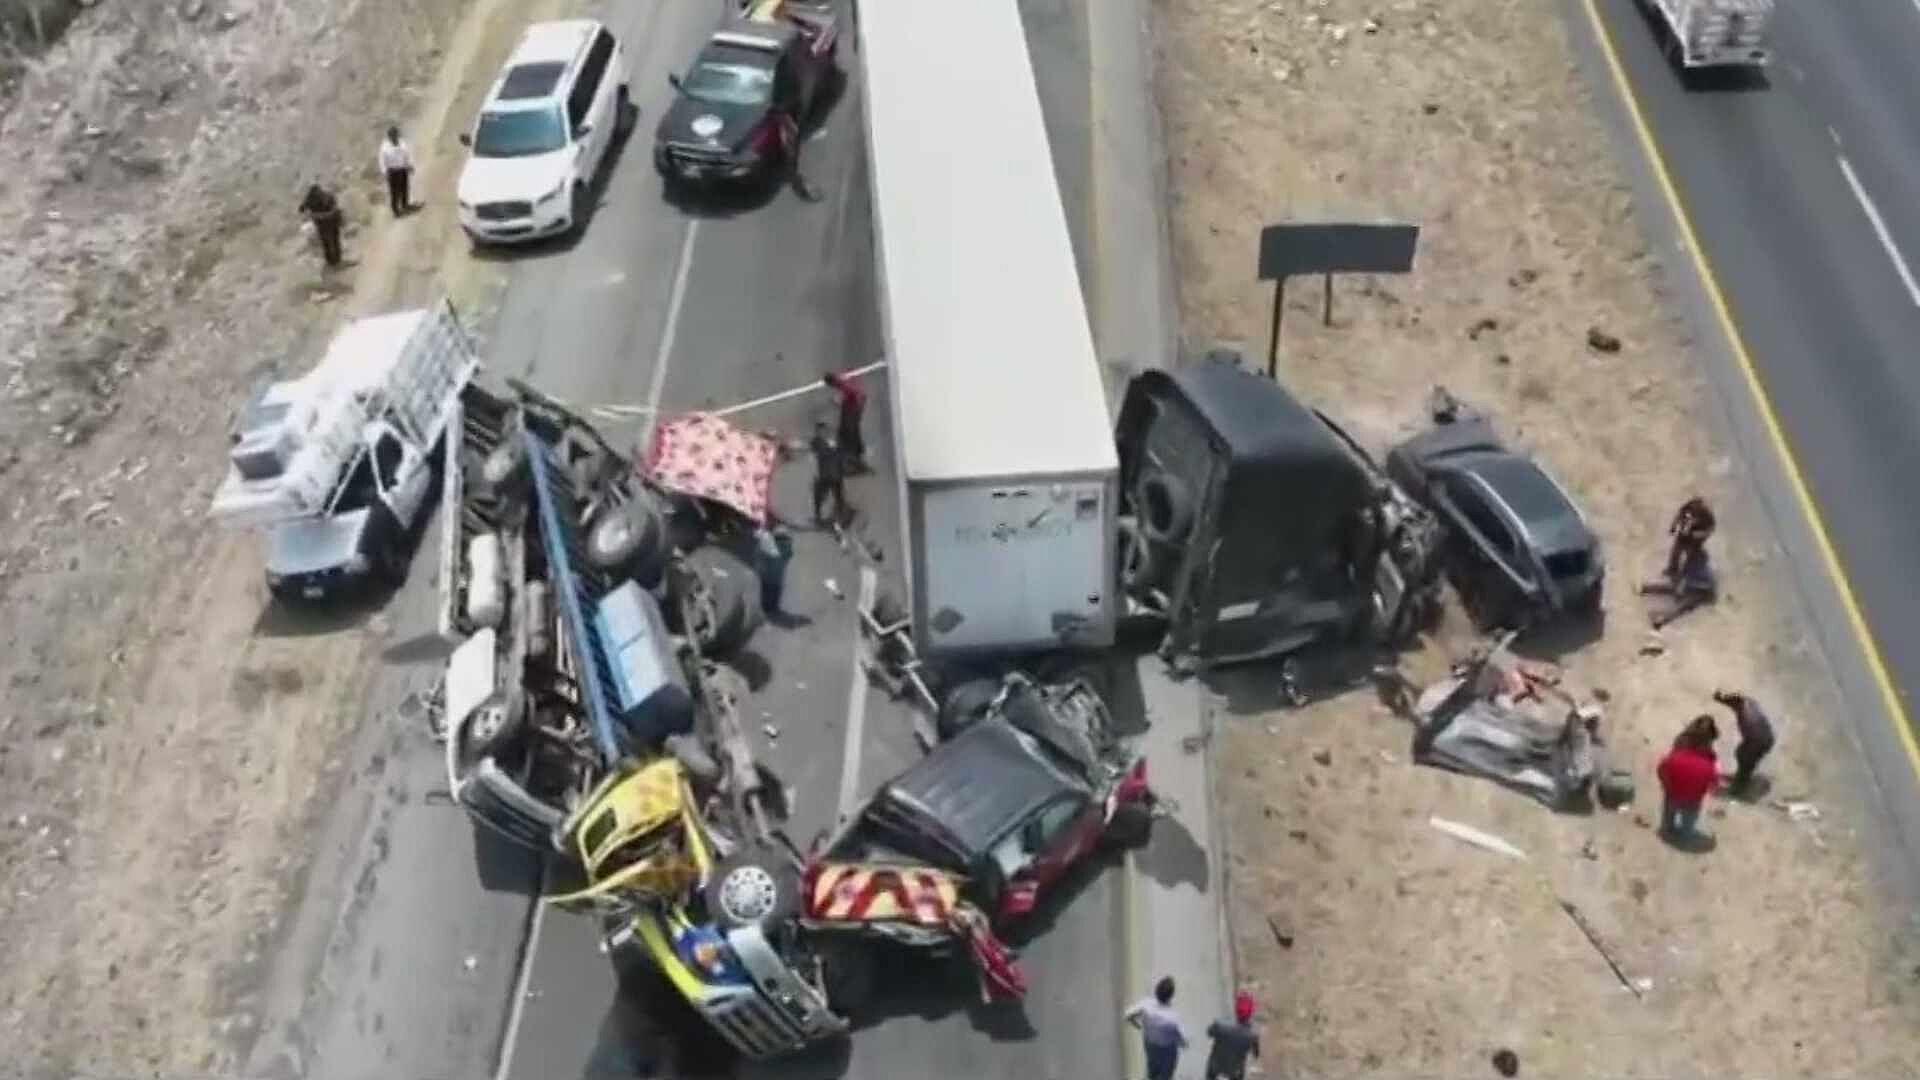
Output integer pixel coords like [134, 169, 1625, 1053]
[1577, 0, 1920, 773]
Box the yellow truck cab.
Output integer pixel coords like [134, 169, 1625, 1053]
[547, 758, 711, 913]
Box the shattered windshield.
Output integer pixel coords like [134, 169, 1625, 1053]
[683, 54, 774, 107]
[472, 106, 568, 158]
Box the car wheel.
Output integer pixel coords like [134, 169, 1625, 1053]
[1102, 800, 1154, 851]
[569, 181, 589, 236]
[668, 546, 763, 657]
[819, 940, 876, 1019]
[704, 844, 800, 931]
[937, 677, 1002, 741]
[1576, 580, 1604, 618]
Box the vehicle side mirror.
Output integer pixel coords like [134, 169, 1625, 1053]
[574, 122, 593, 138]
[457, 132, 472, 147]
[667, 72, 683, 91]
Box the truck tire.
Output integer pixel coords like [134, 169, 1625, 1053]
[1117, 516, 1160, 591]
[937, 677, 1002, 741]
[376, 540, 410, 588]
[1102, 800, 1154, 851]
[819, 940, 876, 1019]
[588, 497, 667, 586]
[1136, 469, 1193, 545]
[671, 547, 762, 656]
[704, 844, 800, 931]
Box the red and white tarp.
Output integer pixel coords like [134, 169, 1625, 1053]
[642, 412, 782, 526]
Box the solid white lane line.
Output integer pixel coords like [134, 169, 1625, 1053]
[1836, 155, 1920, 308]
[492, 863, 551, 1080]
[636, 220, 702, 449]
[835, 566, 878, 826]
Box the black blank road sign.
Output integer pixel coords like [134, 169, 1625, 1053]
[1258, 222, 1420, 280]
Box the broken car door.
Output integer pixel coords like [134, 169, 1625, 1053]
[1004, 791, 1097, 917]
[371, 425, 431, 528]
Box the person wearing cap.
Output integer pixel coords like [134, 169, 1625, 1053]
[1204, 991, 1262, 1080]
[1123, 975, 1187, 1080]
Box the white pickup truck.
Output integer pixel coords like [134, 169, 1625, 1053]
[210, 300, 480, 602]
[1642, 0, 1773, 69]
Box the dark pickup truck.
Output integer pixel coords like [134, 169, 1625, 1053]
[655, 0, 840, 191]
[811, 674, 1154, 929]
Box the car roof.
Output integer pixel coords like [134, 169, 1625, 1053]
[1453, 452, 1592, 550]
[488, 19, 598, 104]
[881, 718, 1081, 864]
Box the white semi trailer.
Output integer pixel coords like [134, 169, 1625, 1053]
[861, 0, 1119, 658]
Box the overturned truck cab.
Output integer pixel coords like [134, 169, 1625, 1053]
[1115, 360, 1442, 671]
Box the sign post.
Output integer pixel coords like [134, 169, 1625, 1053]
[1257, 222, 1420, 378]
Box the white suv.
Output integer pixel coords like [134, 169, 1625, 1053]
[457, 20, 629, 244]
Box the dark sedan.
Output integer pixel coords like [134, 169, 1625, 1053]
[654, 6, 838, 191]
[1386, 398, 1603, 630]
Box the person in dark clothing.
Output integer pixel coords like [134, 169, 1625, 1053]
[299, 183, 345, 268]
[822, 371, 867, 471]
[1204, 991, 1262, 1080]
[807, 422, 848, 526]
[1665, 496, 1716, 580]
[1713, 689, 1778, 795]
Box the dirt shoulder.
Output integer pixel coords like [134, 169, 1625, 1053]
[0, 0, 539, 1073]
[1154, 0, 1920, 1074]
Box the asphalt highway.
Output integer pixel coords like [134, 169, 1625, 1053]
[1574, 0, 1920, 858]
[241, 1, 1132, 1078]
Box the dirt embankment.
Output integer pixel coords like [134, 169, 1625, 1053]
[0, 0, 482, 1074]
[1155, 0, 1920, 1075]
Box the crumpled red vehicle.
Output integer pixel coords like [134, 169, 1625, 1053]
[642, 412, 782, 526]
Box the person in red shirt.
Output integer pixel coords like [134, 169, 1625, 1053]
[822, 371, 868, 473]
[1656, 714, 1721, 843]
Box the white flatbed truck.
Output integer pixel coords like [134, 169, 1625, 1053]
[1640, 0, 1773, 68]
[210, 300, 480, 601]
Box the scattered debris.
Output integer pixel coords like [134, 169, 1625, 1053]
[1639, 632, 1666, 657]
[1580, 838, 1599, 861]
[462, 955, 477, 972]
[1585, 326, 1622, 354]
[1428, 816, 1527, 861]
[1596, 768, 1636, 809]
[822, 577, 842, 599]
[1265, 914, 1294, 950]
[761, 723, 779, 740]
[1492, 1048, 1520, 1077]
[1467, 316, 1499, 340]
[1311, 748, 1332, 766]
[1409, 634, 1603, 809]
[1775, 800, 1821, 823]
[1181, 730, 1212, 755]
[1558, 899, 1642, 999]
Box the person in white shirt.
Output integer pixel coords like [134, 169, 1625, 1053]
[1124, 976, 1189, 1080]
[378, 126, 414, 217]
